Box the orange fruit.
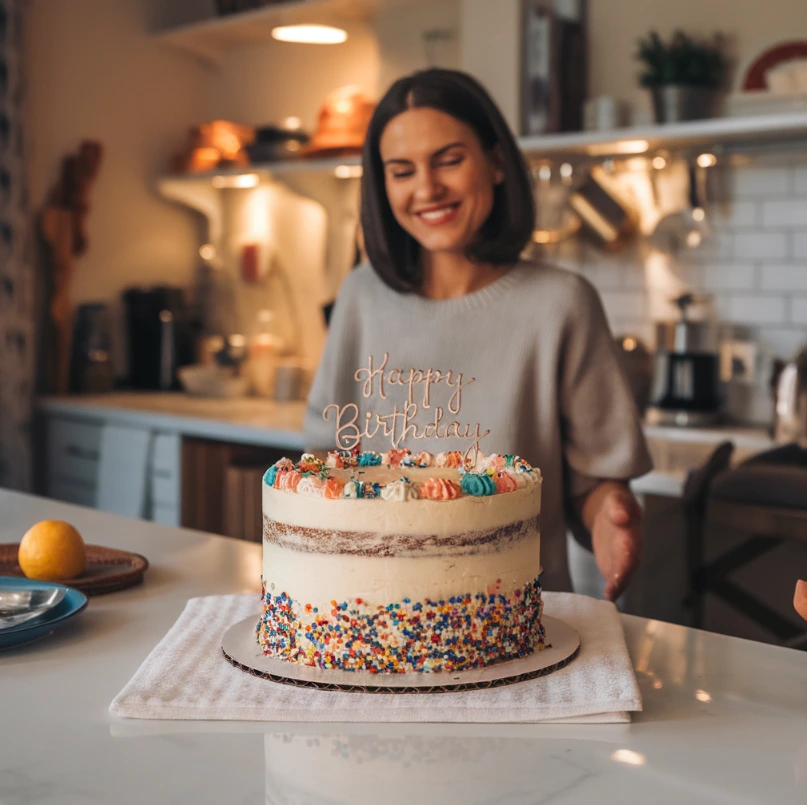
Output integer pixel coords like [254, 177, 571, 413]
[18, 520, 87, 581]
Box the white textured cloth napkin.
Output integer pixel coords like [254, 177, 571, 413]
[109, 592, 641, 724]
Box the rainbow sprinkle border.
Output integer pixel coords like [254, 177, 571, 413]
[256, 576, 545, 674]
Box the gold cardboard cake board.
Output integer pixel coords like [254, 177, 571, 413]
[221, 615, 580, 694]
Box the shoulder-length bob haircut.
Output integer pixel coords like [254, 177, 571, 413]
[360, 68, 536, 293]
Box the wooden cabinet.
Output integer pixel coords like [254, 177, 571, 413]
[180, 437, 285, 539]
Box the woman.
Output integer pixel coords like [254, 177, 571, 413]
[304, 68, 652, 600]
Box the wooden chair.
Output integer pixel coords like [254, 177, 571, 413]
[683, 442, 807, 649]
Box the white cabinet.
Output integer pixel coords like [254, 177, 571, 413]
[46, 417, 102, 508]
[43, 415, 181, 526]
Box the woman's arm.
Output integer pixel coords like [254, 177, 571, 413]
[573, 481, 643, 602]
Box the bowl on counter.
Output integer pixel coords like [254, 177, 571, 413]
[178, 365, 250, 399]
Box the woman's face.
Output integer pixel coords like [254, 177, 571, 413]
[379, 107, 504, 256]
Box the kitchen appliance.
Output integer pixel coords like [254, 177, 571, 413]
[69, 302, 115, 394]
[646, 292, 723, 426]
[773, 346, 807, 445]
[122, 286, 195, 390]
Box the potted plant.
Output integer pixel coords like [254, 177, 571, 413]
[636, 30, 729, 123]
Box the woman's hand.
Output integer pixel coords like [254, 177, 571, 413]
[579, 481, 643, 602]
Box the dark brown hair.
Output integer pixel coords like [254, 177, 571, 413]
[360, 68, 535, 293]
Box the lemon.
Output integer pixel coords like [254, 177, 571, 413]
[18, 520, 87, 581]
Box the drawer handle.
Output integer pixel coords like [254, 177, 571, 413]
[65, 445, 100, 461]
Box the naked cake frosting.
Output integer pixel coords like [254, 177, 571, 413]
[258, 448, 544, 674]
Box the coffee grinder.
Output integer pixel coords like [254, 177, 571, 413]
[647, 292, 722, 426]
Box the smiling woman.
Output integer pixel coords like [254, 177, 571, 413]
[360, 70, 534, 295]
[303, 69, 652, 597]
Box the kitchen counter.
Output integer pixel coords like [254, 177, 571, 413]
[37, 393, 775, 498]
[37, 392, 308, 450]
[1, 489, 805, 804]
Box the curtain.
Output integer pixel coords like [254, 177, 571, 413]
[0, 0, 33, 491]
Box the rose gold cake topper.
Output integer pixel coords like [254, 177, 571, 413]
[322, 353, 491, 463]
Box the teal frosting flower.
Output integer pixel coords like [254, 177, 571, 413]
[263, 466, 279, 486]
[358, 451, 382, 467]
[461, 472, 497, 496]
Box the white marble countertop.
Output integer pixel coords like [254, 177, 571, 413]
[37, 392, 308, 449]
[2, 489, 805, 804]
[36, 393, 776, 497]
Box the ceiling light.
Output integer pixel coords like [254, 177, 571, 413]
[282, 116, 302, 130]
[271, 24, 348, 45]
[692, 207, 706, 222]
[652, 156, 667, 169]
[695, 689, 713, 703]
[211, 173, 259, 189]
[199, 244, 215, 260]
[697, 153, 717, 168]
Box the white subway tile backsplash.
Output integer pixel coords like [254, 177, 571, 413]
[789, 297, 807, 325]
[794, 166, 807, 195]
[711, 200, 758, 228]
[761, 199, 807, 228]
[582, 263, 624, 288]
[598, 290, 648, 321]
[700, 264, 755, 291]
[729, 166, 789, 198]
[567, 156, 807, 423]
[732, 232, 788, 260]
[759, 327, 807, 360]
[729, 295, 786, 325]
[758, 263, 807, 292]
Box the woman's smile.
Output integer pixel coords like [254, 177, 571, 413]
[414, 202, 461, 226]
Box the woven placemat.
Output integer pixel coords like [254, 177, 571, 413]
[0, 543, 148, 595]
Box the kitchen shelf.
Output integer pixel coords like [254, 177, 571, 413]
[152, 0, 421, 65]
[518, 110, 807, 159]
[155, 110, 807, 193]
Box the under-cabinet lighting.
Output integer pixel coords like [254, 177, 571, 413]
[587, 139, 649, 156]
[272, 24, 348, 44]
[697, 153, 717, 168]
[334, 164, 363, 179]
[695, 689, 713, 703]
[537, 165, 551, 181]
[692, 207, 706, 222]
[211, 173, 260, 189]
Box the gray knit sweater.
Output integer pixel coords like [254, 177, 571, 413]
[304, 260, 653, 591]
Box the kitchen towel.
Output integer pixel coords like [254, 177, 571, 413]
[109, 592, 641, 724]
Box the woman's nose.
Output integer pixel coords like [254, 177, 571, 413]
[413, 169, 444, 202]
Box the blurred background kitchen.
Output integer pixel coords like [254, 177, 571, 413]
[1, 0, 806, 647]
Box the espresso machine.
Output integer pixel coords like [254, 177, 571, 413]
[646, 292, 722, 426]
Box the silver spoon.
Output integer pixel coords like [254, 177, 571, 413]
[0, 587, 67, 630]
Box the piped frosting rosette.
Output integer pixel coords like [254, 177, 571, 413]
[264, 450, 540, 501]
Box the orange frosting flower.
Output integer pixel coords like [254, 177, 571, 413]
[324, 478, 346, 499]
[299, 457, 324, 473]
[494, 471, 518, 493]
[384, 448, 409, 467]
[419, 477, 462, 500]
[276, 469, 302, 492]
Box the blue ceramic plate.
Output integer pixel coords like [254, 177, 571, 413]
[0, 577, 88, 650]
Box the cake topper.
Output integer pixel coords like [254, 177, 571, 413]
[323, 353, 490, 462]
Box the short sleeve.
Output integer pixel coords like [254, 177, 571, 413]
[303, 271, 362, 451]
[559, 275, 653, 499]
